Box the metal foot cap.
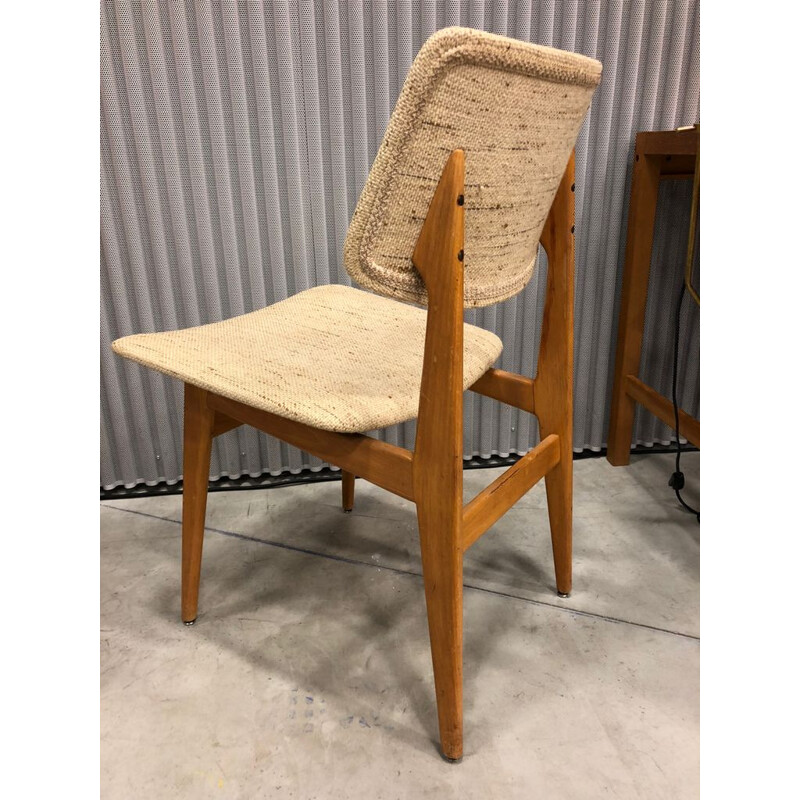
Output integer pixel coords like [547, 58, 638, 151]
[557, 591, 571, 598]
[183, 618, 197, 626]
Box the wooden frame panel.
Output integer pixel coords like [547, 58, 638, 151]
[211, 412, 241, 438]
[607, 128, 700, 465]
[177, 149, 577, 762]
[637, 126, 698, 156]
[206, 392, 415, 502]
[625, 375, 700, 448]
[462, 434, 560, 549]
[469, 368, 535, 414]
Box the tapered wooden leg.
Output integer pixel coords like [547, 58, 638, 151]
[537, 376, 573, 596]
[416, 498, 463, 761]
[541, 435, 573, 597]
[410, 149, 466, 760]
[607, 148, 661, 466]
[181, 383, 214, 624]
[341, 470, 355, 512]
[537, 153, 575, 597]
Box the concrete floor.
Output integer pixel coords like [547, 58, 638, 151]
[101, 452, 699, 799]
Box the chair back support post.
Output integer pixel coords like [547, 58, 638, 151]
[413, 149, 467, 471]
[411, 149, 466, 760]
[537, 151, 576, 399]
[534, 151, 576, 595]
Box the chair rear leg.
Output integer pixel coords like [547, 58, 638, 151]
[536, 153, 575, 597]
[416, 498, 463, 761]
[537, 381, 573, 598]
[181, 383, 214, 624]
[542, 433, 573, 597]
[341, 470, 355, 512]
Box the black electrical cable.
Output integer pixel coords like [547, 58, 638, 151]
[669, 282, 700, 521]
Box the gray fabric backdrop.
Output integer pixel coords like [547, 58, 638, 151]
[101, 0, 700, 489]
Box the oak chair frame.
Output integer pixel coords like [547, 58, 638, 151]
[180, 149, 576, 761]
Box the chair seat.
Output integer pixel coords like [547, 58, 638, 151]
[112, 285, 503, 433]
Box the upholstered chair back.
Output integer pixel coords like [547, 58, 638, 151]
[344, 27, 602, 308]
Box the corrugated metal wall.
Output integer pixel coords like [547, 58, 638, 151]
[101, 0, 700, 489]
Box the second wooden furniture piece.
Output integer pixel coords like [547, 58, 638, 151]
[607, 126, 700, 465]
[112, 27, 601, 761]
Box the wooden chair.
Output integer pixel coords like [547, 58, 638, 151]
[112, 28, 601, 761]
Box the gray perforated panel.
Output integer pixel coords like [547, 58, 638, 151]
[101, 0, 700, 488]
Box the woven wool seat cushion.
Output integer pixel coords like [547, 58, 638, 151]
[112, 285, 502, 434]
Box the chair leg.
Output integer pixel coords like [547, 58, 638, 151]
[341, 470, 355, 512]
[542, 444, 573, 597]
[537, 385, 573, 597]
[536, 153, 575, 597]
[416, 498, 463, 761]
[181, 383, 214, 624]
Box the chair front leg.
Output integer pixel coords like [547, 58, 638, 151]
[416, 493, 464, 761]
[411, 149, 467, 760]
[181, 383, 214, 624]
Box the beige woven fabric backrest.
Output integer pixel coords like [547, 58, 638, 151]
[344, 27, 602, 308]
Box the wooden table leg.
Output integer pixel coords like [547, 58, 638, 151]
[607, 147, 662, 466]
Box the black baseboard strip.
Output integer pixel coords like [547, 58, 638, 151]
[100, 443, 698, 502]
